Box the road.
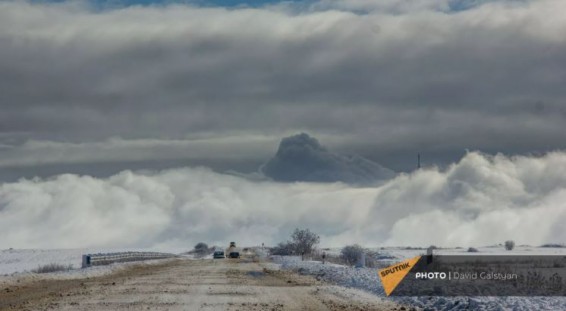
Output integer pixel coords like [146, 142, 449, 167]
[1, 257, 409, 311]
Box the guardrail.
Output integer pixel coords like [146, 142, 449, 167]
[82, 251, 178, 268]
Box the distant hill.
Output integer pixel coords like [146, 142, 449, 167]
[261, 133, 395, 184]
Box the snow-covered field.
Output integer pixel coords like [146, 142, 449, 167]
[1, 248, 116, 275]
[3, 246, 566, 310]
[273, 246, 566, 311]
[324, 245, 566, 259]
[0, 247, 188, 288]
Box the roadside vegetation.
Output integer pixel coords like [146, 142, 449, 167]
[340, 244, 364, 266]
[32, 263, 74, 274]
[192, 242, 215, 258]
[270, 228, 392, 268]
[270, 228, 320, 260]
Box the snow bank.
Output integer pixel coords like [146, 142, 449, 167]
[272, 247, 566, 311]
[0, 248, 180, 282]
[272, 256, 386, 295]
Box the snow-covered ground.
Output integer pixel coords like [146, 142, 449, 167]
[273, 246, 566, 311]
[3, 246, 566, 310]
[0, 248, 188, 275]
[323, 245, 566, 259]
[0, 247, 187, 288]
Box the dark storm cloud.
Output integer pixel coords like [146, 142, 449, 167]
[262, 133, 395, 183]
[0, 0, 566, 174]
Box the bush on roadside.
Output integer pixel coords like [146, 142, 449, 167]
[504, 240, 515, 251]
[271, 228, 321, 260]
[341, 244, 364, 266]
[193, 242, 212, 258]
[540, 243, 566, 248]
[32, 263, 74, 274]
[194, 242, 208, 253]
[270, 242, 295, 256]
[467, 247, 479, 253]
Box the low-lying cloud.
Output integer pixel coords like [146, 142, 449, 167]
[0, 136, 278, 168]
[2, 151, 566, 250]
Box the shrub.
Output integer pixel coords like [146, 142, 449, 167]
[467, 247, 479, 253]
[193, 242, 211, 257]
[271, 228, 321, 260]
[32, 263, 73, 274]
[341, 244, 364, 266]
[194, 242, 208, 253]
[270, 242, 295, 256]
[540, 244, 566, 248]
[504, 240, 515, 251]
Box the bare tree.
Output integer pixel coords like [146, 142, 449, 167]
[291, 228, 320, 260]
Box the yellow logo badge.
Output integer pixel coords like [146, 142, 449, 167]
[378, 256, 421, 296]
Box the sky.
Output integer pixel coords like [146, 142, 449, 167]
[1, 0, 565, 180]
[1, 0, 566, 249]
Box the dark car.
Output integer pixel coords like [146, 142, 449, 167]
[228, 251, 240, 258]
[213, 251, 225, 259]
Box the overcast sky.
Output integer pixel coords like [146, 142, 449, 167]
[2, 0, 566, 249]
[1, 0, 566, 179]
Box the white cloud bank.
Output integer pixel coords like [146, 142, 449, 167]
[2, 151, 566, 250]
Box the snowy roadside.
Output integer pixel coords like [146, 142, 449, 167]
[0, 248, 185, 287]
[271, 255, 566, 311]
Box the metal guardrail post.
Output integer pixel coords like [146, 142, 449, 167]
[81, 255, 91, 268]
